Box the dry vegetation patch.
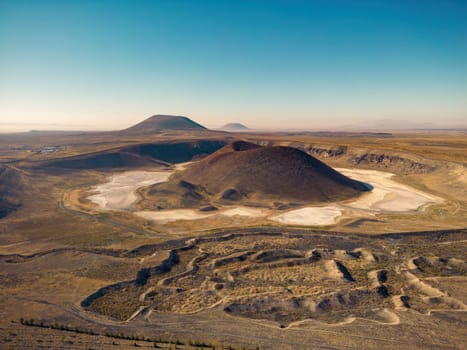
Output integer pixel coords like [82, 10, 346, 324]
[81, 230, 466, 327]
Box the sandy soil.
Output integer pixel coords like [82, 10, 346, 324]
[172, 161, 193, 171]
[135, 209, 212, 224]
[221, 207, 268, 217]
[135, 206, 268, 224]
[87, 171, 171, 210]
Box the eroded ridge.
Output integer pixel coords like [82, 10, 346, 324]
[81, 229, 467, 327]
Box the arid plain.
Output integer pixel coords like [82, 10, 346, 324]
[0, 115, 466, 349]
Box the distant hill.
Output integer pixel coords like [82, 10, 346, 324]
[41, 152, 165, 170]
[142, 141, 370, 209]
[36, 140, 227, 170]
[122, 115, 207, 134]
[220, 123, 249, 131]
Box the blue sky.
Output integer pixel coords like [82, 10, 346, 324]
[0, 0, 466, 130]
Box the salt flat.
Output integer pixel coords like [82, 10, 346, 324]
[135, 209, 212, 224]
[88, 171, 171, 210]
[88, 168, 443, 226]
[270, 168, 442, 226]
[271, 206, 343, 226]
[337, 168, 443, 212]
[135, 206, 268, 224]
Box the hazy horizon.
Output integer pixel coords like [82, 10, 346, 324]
[1, 0, 466, 132]
[2, 116, 467, 134]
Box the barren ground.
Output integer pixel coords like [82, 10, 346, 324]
[0, 130, 465, 349]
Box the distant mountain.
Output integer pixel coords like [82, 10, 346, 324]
[122, 115, 207, 134]
[220, 123, 249, 131]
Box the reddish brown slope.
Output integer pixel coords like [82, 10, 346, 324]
[174, 141, 370, 203]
